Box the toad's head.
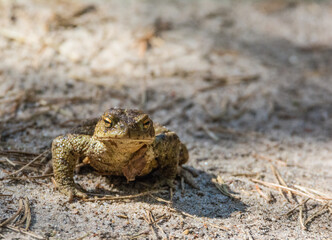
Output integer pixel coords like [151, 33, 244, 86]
[94, 108, 155, 143]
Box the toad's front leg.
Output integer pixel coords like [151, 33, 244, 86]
[52, 134, 92, 199]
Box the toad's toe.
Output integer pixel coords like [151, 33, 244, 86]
[177, 166, 199, 189]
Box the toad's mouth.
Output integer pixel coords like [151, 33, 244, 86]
[94, 137, 154, 142]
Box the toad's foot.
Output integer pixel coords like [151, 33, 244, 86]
[58, 184, 88, 200]
[177, 166, 199, 189]
[153, 177, 176, 190]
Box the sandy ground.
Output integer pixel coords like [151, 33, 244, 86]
[0, 0, 332, 239]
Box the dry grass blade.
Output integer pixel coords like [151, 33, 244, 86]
[299, 205, 305, 230]
[74, 233, 90, 240]
[0, 197, 34, 239]
[285, 198, 310, 217]
[270, 164, 293, 201]
[148, 194, 172, 204]
[0, 194, 12, 197]
[128, 231, 149, 239]
[142, 212, 149, 223]
[6, 150, 49, 177]
[196, 74, 259, 93]
[212, 175, 240, 200]
[17, 198, 29, 225]
[253, 153, 287, 166]
[0, 159, 42, 169]
[232, 172, 260, 178]
[82, 189, 167, 202]
[202, 126, 219, 141]
[116, 214, 128, 219]
[245, 228, 254, 240]
[5, 225, 44, 240]
[29, 173, 54, 179]
[208, 126, 248, 136]
[294, 185, 332, 200]
[2, 157, 16, 166]
[168, 207, 229, 231]
[255, 184, 273, 203]
[1, 122, 35, 138]
[0, 199, 24, 227]
[143, 210, 158, 240]
[72, 4, 96, 18]
[6, 173, 54, 181]
[26, 210, 32, 231]
[0, 150, 39, 157]
[251, 179, 331, 202]
[304, 203, 329, 227]
[328, 205, 332, 214]
[155, 214, 168, 224]
[23, 197, 31, 230]
[155, 223, 167, 240]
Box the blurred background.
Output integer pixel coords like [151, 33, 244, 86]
[0, 0, 332, 238]
[1, 0, 332, 150]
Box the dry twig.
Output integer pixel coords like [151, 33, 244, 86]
[255, 184, 274, 203]
[168, 207, 229, 231]
[299, 205, 305, 230]
[270, 164, 293, 202]
[2, 157, 16, 166]
[5, 150, 49, 177]
[232, 172, 260, 178]
[0, 150, 39, 157]
[128, 231, 149, 239]
[285, 198, 310, 217]
[245, 227, 254, 240]
[0, 198, 41, 239]
[5, 173, 54, 181]
[202, 126, 219, 141]
[0, 199, 24, 227]
[252, 153, 287, 166]
[294, 185, 332, 200]
[212, 175, 240, 200]
[5, 225, 44, 240]
[19, 197, 31, 230]
[195, 74, 259, 93]
[304, 203, 329, 227]
[251, 179, 331, 202]
[143, 210, 159, 240]
[148, 194, 172, 204]
[0, 194, 12, 197]
[82, 189, 167, 202]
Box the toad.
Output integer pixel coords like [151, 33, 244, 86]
[52, 108, 191, 198]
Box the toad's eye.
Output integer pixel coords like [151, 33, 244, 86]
[103, 117, 114, 128]
[142, 119, 151, 129]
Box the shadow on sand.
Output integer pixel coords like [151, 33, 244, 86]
[77, 165, 247, 219]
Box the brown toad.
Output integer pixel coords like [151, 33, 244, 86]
[52, 108, 189, 198]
